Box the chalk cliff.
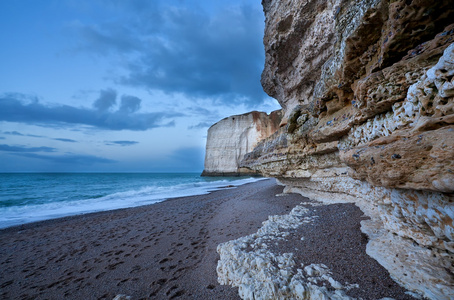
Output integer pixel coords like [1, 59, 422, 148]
[202, 110, 282, 176]
[217, 0, 454, 299]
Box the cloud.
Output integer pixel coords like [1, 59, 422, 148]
[2, 131, 43, 138]
[105, 140, 138, 146]
[54, 138, 77, 143]
[1, 131, 76, 143]
[74, 22, 140, 56]
[11, 152, 116, 165]
[186, 106, 219, 117]
[119, 95, 141, 113]
[0, 92, 182, 131]
[3, 131, 24, 136]
[164, 120, 176, 127]
[93, 88, 117, 111]
[0, 144, 56, 153]
[188, 122, 212, 130]
[71, 2, 267, 106]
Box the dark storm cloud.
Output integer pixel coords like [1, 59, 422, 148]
[72, 2, 267, 106]
[0, 144, 56, 153]
[53, 138, 77, 143]
[12, 152, 116, 165]
[105, 140, 139, 146]
[0, 92, 182, 130]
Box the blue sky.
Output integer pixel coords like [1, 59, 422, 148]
[0, 0, 280, 172]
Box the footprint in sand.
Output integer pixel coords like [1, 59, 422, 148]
[159, 257, 171, 264]
[170, 289, 185, 299]
[155, 278, 167, 285]
[129, 265, 142, 274]
[116, 278, 129, 286]
[106, 261, 124, 270]
[166, 285, 179, 295]
[0, 280, 14, 288]
[149, 278, 168, 297]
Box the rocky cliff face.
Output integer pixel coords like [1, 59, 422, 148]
[220, 0, 453, 298]
[202, 110, 282, 176]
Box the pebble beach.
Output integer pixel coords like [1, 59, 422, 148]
[0, 179, 417, 299]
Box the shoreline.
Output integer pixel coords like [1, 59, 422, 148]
[0, 179, 299, 299]
[0, 179, 417, 299]
[0, 175, 266, 231]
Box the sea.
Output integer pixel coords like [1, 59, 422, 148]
[0, 173, 265, 229]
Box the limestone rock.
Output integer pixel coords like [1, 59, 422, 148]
[213, 0, 454, 299]
[340, 126, 454, 192]
[202, 110, 282, 176]
[217, 204, 358, 300]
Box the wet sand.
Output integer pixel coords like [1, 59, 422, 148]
[0, 179, 415, 299]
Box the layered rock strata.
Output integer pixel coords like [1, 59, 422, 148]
[202, 110, 282, 176]
[217, 0, 454, 299]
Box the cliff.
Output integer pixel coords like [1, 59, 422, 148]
[202, 110, 282, 176]
[217, 0, 454, 299]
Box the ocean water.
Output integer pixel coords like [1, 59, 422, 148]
[0, 173, 265, 229]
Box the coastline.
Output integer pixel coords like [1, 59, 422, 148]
[200, 170, 261, 177]
[0, 173, 266, 230]
[0, 179, 417, 299]
[0, 179, 299, 299]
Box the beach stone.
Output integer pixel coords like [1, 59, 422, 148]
[112, 295, 131, 300]
[210, 0, 454, 299]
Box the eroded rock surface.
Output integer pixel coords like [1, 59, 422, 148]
[217, 0, 454, 299]
[202, 110, 282, 176]
[217, 204, 358, 300]
[217, 199, 419, 299]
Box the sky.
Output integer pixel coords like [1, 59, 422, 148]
[0, 0, 280, 172]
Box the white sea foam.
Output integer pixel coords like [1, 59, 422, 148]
[0, 175, 266, 229]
